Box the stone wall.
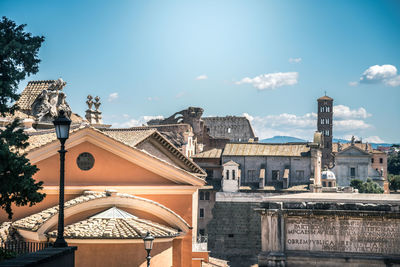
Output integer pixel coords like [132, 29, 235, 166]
[222, 156, 311, 187]
[257, 193, 400, 267]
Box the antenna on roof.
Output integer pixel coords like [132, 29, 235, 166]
[324, 90, 327, 96]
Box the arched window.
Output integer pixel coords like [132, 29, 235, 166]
[232, 170, 236, 180]
[320, 106, 324, 112]
[199, 192, 204, 200]
[326, 106, 330, 112]
[205, 192, 210, 200]
[326, 118, 330, 124]
[226, 170, 230, 180]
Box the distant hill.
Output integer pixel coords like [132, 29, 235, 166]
[260, 136, 307, 143]
[332, 138, 397, 149]
[259, 136, 398, 149]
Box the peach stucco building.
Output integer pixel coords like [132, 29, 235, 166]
[0, 126, 207, 267]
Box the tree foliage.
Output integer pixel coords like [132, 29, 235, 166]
[0, 17, 45, 219]
[388, 152, 400, 175]
[350, 178, 384, 194]
[0, 16, 45, 114]
[388, 174, 400, 191]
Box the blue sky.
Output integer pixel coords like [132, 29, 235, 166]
[2, 0, 400, 142]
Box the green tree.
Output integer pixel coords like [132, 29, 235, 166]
[0, 17, 45, 219]
[350, 178, 383, 194]
[388, 174, 400, 191]
[388, 152, 400, 175]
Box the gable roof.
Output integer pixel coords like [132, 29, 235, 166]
[332, 142, 372, 153]
[222, 143, 311, 157]
[24, 126, 206, 180]
[203, 116, 256, 141]
[335, 145, 371, 156]
[223, 160, 239, 166]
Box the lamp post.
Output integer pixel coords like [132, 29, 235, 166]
[53, 110, 71, 248]
[143, 232, 154, 267]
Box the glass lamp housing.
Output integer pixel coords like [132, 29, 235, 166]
[53, 110, 71, 140]
[143, 232, 154, 251]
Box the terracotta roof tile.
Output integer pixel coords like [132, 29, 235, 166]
[17, 81, 55, 111]
[192, 148, 222, 159]
[47, 207, 179, 239]
[222, 143, 310, 157]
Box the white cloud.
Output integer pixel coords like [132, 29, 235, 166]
[112, 115, 164, 128]
[348, 81, 358, 86]
[108, 92, 119, 102]
[333, 105, 371, 119]
[196, 75, 208, 80]
[244, 105, 374, 140]
[364, 136, 385, 143]
[359, 64, 400, 86]
[289, 57, 302, 63]
[236, 72, 299, 90]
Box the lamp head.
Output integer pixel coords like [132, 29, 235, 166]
[53, 110, 71, 141]
[143, 232, 154, 251]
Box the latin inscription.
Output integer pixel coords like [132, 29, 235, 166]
[286, 218, 400, 255]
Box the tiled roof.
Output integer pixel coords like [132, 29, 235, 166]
[13, 191, 190, 232]
[102, 128, 205, 175]
[22, 124, 89, 153]
[17, 81, 55, 111]
[47, 207, 179, 239]
[192, 148, 222, 159]
[203, 116, 256, 141]
[101, 128, 157, 147]
[222, 143, 310, 157]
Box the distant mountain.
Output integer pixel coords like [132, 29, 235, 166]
[259, 136, 398, 149]
[332, 138, 397, 149]
[260, 136, 308, 143]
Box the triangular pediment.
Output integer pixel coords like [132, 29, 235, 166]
[336, 145, 370, 156]
[26, 127, 205, 186]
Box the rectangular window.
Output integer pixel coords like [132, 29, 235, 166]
[272, 170, 280, 181]
[247, 170, 256, 181]
[296, 170, 304, 179]
[380, 158, 383, 164]
[232, 170, 236, 180]
[371, 158, 374, 163]
[199, 208, 204, 218]
[323, 181, 326, 187]
[199, 229, 205, 236]
[226, 170, 230, 180]
[205, 192, 210, 200]
[350, 167, 356, 178]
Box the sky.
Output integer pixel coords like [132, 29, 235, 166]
[2, 0, 400, 143]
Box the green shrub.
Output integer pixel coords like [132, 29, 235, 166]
[350, 178, 384, 194]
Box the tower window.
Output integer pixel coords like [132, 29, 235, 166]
[321, 118, 324, 124]
[326, 106, 330, 112]
[326, 118, 330, 124]
[380, 158, 383, 164]
[320, 106, 324, 112]
[199, 208, 204, 218]
[371, 158, 374, 163]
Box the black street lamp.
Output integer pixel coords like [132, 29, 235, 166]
[143, 232, 154, 267]
[53, 110, 71, 248]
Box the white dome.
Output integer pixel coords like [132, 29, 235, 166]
[321, 170, 336, 180]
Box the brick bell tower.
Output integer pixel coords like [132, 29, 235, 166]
[317, 94, 334, 168]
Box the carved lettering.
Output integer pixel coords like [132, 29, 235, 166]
[285, 218, 400, 255]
